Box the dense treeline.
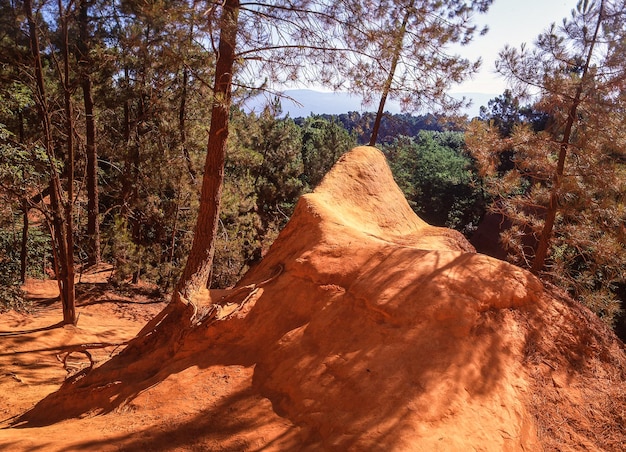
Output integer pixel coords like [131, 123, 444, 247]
[295, 112, 449, 145]
[1, 0, 218, 321]
[1, 94, 468, 292]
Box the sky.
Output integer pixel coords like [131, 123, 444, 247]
[451, 0, 576, 95]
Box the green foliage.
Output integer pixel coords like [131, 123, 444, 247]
[0, 285, 29, 313]
[0, 82, 32, 117]
[0, 125, 52, 202]
[467, 116, 626, 328]
[212, 176, 260, 288]
[104, 215, 142, 286]
[0, 237, 26, 311]
[0, 224, 24, 290]
[213, 107, 307, 288]
[300, 115, 356, 188]
[0, 122, 54, 309]
[250, 108, 304, 225]
[383, 131, 485, 233]
[0, 83, 52, 311]
[478, 89, 550, 138]
[0, 221, 49, 313]
[87, 0, 215, 292]
[102, 185, 197, 291]
[301, 112, 447, 145]
[468, 0, 626, 329]
[0, 0, 495, 300]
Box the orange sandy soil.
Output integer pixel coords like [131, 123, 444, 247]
[1, 146, 625, 451]
[0, 275, 296, 451]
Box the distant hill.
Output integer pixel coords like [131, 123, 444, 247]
[243, 89, 495, 118]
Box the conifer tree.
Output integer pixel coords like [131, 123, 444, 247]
[467, 0, 626, 325]
[342, 0, 494, 145]
[23, 0, 77, 324]
[300, 115, 356, 189]
[78, 0, 101, 267]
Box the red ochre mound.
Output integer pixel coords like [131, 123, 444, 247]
[3, 146, 625, 451]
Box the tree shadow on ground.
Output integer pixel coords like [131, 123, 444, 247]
[518, 284, 626, 451]
[7, 251, 536, 449]
[6, 384, 302, 451]
[0, 321, 64, 337]
[75, 282, 164, 306]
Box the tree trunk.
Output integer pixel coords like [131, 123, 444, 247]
[179, 66, 197, 180]
[79, 0, 101, 267]
[174, 0, 239, 301]
[20, 202, 28, 283]
[120, 66, 142, 278]
[59, 0, 77, 324]
[531, 0, 604, 274]
[130, 99, 142, 281]
[121, 68, 133, 217]
[25, 0, 76, 325]
[19, 114, 28, 283]
[18, 111, 24, 144]
[369, 0, 414, 146]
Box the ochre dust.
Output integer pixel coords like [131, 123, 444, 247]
[1, 146, 624, 451]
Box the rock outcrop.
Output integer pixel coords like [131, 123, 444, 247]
[6, 146, 625, 451]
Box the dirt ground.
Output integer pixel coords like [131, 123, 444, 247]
[1, 147, 625, 451]
[1, 275, 300, 451]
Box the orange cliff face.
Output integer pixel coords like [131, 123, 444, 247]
[2, 146, 625, 451]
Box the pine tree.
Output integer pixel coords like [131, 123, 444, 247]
[175, 0, 495, 304]
[330, 0, 493, 145]
[301, 115, 356, 189]
[467, 0, 626, 326]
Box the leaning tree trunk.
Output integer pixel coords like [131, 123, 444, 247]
[369, 0, 414, 146]
[174, 0, 240, 302]
[530, 0, 604, 274]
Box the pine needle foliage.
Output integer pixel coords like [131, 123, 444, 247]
[466, 0, 626, 327]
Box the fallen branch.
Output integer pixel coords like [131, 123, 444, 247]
[55, 341, 129, 380]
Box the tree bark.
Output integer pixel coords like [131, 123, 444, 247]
[179, 66, 197, 180]
[20, 202, 29, 283]
[121, 67, 132, 217]
[531, 0, 604, 274]
[25, 0, 76, 325]
[59, 0, 77, 324]
[79, 0, 101, 267]
[369, 0, 414, 146]
[174, 0, 239, 301]
[19, 114, 28, 283]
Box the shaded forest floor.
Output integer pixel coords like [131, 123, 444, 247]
[0, 273, 297, 451]
[0, 272, 166, 428]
